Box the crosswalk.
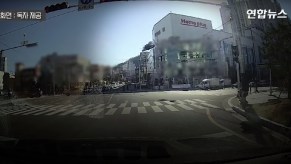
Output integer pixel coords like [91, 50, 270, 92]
[0, 99, 221, 117]
[165, 89, 237, 96]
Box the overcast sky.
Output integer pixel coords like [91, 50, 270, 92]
[0, 0, 290, 74]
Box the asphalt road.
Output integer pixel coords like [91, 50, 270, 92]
[0, 89, 289, 152]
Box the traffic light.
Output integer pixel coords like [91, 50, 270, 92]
[45, 2, 68, 13]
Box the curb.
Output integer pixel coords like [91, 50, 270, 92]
[228, 97, 291, 139]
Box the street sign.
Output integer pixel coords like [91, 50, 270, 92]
[78, 0, 94, 11]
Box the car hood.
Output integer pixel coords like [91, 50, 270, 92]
[1, 136, 290, 163]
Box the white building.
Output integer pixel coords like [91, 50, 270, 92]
[152, 13, 234, 87]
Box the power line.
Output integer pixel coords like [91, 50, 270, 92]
[0, 9, 78, 38]
[0, 40, 10, 48]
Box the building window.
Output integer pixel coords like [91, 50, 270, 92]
[155, 30, 161, 37]
[162, 27, 165, 32]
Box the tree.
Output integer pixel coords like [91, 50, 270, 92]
[142, 41, 155, 51]
[262, 20, 291, 98]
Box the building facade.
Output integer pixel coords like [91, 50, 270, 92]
[152, 13, 235, 87]
[38, 53, 91, 94]
[223, 0, 284, 82]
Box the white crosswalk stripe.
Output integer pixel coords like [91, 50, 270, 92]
[137, 107, 147, 113]
[59, 104, 84, 116]
[151, 106, 163, 112]
[1, 106, 21, 114]
[176, 100, 186, 104]
[118, 102, 127, 108]
[177, 104, 193, 111]
[9, 105, 34, 114]
[164, 105, 179, 111]
[74, 104, 101, 116]
[189, 103, 208, 110]
[105, 104, 115, 109]
[1, 106, 14, 114]
[121, 107, 131, 114]
[17, 105, 54, 115]
[1, 97, 224, 117]
[164, 101, 175, 105]
[193, 99, 206, 103]
[131, 103, 138, 107]
[23, 105, 55, 115]
[46, 105, 74, 116]
[12, 106, 35, 115]
[200, 102, 220, 109]
[105, 108, 118, 115]
[153, 101, 163, 106]
[143, 102, 150, 106]
[184, 99, 197, 104]
[33, 105, 65, 115]
[88, 106, 104, 115]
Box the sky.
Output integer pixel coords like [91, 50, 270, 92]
[0, 0, 290, 74]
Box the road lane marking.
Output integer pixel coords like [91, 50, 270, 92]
[131, 103, 138, 107]
[164, 105, 179, 112]
[151, 106, 163, 113]
[200, 103, 220, 109]
[7, 105, 38, 114]
[154, 102, 163, 106]
[206, 108, 256, 144]
[189, 103, 208, 110]
[46, 104, 74, 116]
[105, 108, 118, 115]
[137, 107, 147, 113]
[119, 102, 127, 108]
[11, 106, 36, 115]
[88, 107, 104, 115]
[176, 100, 185, 104]
[164, 101, 175, 105]
[9, 105, 54, 115]
[143, 102, 150, 106]
[184, 100, 196, 104]
[176, 104, 193, 111]
[33, 105, 65, 115]
[58, 104, 84, 116]
[2, 106, 22, 114]
[121, 107, 131, 114]
[105, 104, 115, 109]
[74, 104, 99, 116]
[1, 106, 18, 114]
[22, 105, 58, 115]
[192, 99, 206, 103]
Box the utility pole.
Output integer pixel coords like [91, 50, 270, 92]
[139, 53, 141, 90]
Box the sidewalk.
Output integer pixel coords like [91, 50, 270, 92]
[229, 87, 291, 138]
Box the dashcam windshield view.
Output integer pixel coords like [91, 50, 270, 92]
[0, 0, 291, 163]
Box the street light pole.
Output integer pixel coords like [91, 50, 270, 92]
[0, 42, 38, 72]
